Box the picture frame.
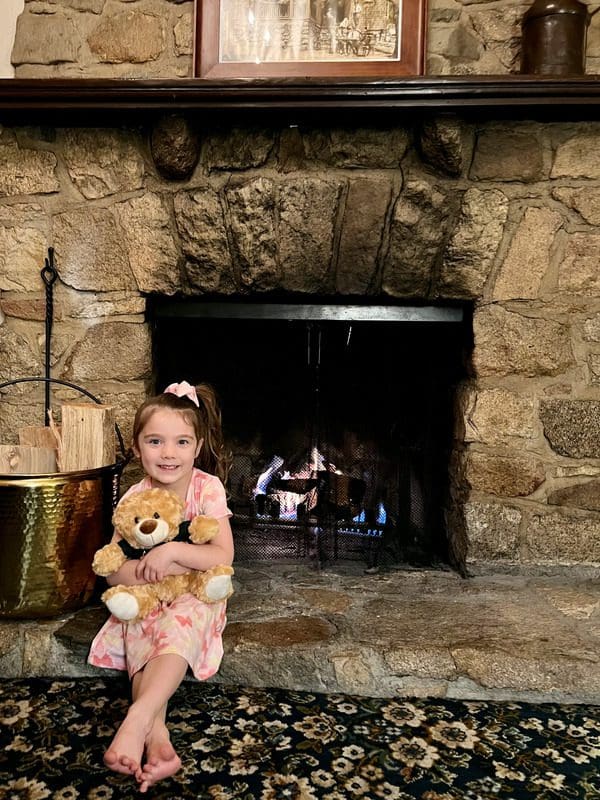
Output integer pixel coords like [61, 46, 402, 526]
[194, 0, 427, 80]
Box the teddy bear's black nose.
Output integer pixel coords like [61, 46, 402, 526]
[140, 519, 158, 534]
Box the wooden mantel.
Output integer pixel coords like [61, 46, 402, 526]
[3, 76, 600, 122]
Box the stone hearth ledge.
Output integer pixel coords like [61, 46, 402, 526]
[1, 565, 599, 704]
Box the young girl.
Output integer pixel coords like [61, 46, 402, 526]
[88, 380, 234, 792]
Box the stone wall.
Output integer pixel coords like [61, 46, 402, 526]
[9, 0, 600, 77]
[4, 2, 600, 576]
[3, 118, 600, 574]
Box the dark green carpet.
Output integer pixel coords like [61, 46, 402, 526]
[0, 677, 599, 799]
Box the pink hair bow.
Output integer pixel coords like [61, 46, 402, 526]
[163, 381, 199, 407]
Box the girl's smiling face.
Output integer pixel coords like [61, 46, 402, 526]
[134, 408, 202, 500]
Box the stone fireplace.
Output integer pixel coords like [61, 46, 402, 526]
[2, 1, 600, 582]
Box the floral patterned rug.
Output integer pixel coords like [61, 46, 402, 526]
[0, 677, 599, 799]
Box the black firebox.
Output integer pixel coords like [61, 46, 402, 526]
[151, 300, 469, 568]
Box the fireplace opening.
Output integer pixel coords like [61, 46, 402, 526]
[151, 300, 470, 569]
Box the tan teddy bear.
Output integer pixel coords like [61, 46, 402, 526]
[92, 487, 234, 623]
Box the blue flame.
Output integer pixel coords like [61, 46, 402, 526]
[253, 455, 284, 497]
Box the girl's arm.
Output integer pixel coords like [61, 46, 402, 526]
[105, 558, 147, 587]
[134, 516, 234, 584]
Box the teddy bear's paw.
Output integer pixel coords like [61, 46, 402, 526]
[105, 591, 141, 621]
[203, 573, 234, 602]
[188, 515, 220, 543]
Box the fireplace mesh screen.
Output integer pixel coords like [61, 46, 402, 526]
[228, 441, 430, 567]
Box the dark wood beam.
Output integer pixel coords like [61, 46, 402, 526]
[2, 76, 600, 122]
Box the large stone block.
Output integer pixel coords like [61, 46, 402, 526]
[57, 285, 145, 320]
[525, 511, 600, 564]
[0, 224, 48, 292]
[63, 320, 151, 382]
[0, 137, 59, 197]
[303, 128, 409, 169]
[466, 451, 545, 497]
[384, 179, 451, 298]
[464, 501, 522, 562]
[540, 399, 600, 459]
[114, 193, 181, 295]
[53, 207, 136, 292]
[174, 188, 234, 294]
[12, 11, 80, 65]
[226, 178, 279, 291]
[473, 306, 572, 378]
[553, 186, 600, 226]
[548, 479, 600, 512]
[150, 115, 199, 180]
[337, 177, 390, 295]
[0, 325, 40, 384]
[471, 126, 545, 182]
[492, 207, 563, 301]
[280, 177, 341, 294]
[467, 6, 522, 71]
[205, 129, 274, 171]
[87, 11, 165, 63]
[438, 188, 508, 299]
[559, 232, 600, 296]
[418, 116, 470, 177]
[0, 381, 50, 442]
[61, 128, 145, 199]
[463, 387, 536, 444]
[551, 129, 600, 179]
[173, 10, 193, 56]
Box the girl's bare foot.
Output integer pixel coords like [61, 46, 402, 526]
[104, 709, 149, 777]
[104, 748, 138, 776]
[137, 720, 182, 793]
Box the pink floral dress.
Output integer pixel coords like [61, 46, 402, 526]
[87, 468, 232, 680]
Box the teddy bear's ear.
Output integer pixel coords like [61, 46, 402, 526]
[112, 493, 138, 534]
[112, 503, 124, 528]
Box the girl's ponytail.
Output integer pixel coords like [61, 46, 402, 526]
[195, 383, 232, 486]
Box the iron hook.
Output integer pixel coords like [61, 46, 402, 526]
[41, 247, 58, 287]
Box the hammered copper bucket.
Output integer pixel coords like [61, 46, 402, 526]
[0, 377, 126, 619]
[0, 465, 122, 618]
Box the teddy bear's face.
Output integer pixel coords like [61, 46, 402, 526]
[112, 488, 185, 549]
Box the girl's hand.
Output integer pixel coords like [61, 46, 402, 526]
[134, 543, 177, 583]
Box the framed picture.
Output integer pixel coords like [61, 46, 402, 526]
[195, 0, 427, 79]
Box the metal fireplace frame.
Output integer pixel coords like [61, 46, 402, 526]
[154, 300, 464, 324]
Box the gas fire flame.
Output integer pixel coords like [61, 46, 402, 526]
[253, 448, 386, 531]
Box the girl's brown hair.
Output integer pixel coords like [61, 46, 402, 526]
[131, 382, 232, 485]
